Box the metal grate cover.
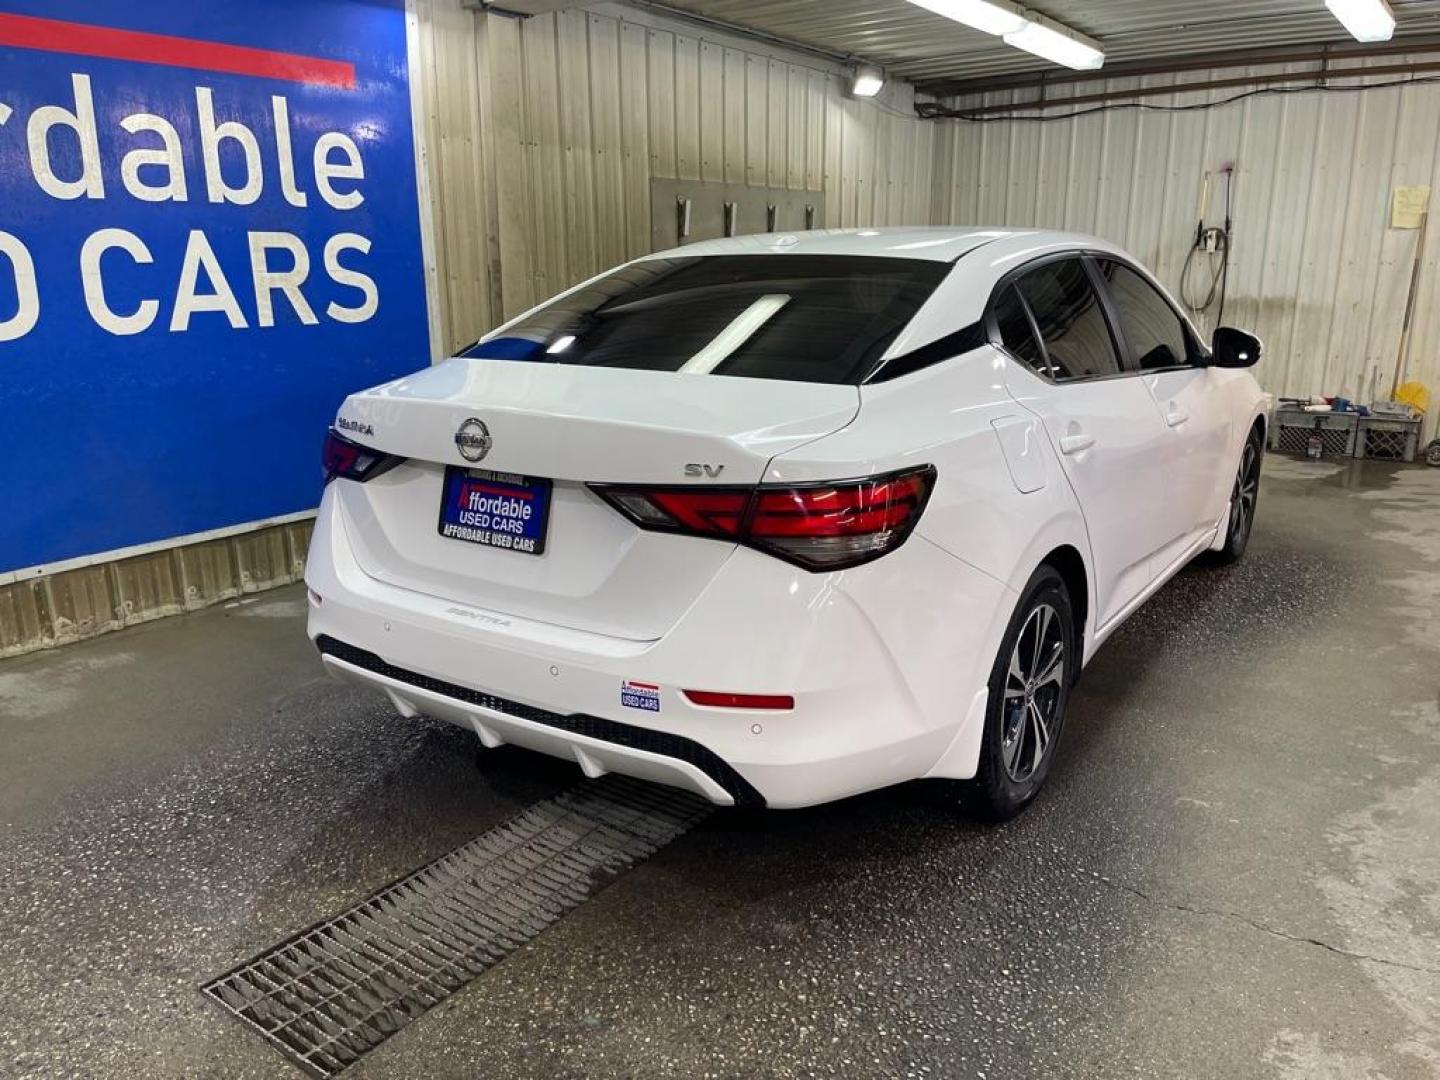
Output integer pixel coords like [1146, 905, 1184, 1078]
[203, 777, 710, 1077]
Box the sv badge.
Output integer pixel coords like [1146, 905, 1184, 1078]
[684, 463, 725, 478]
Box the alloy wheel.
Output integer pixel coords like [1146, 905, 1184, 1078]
[1229, 439, 1260, 548]
[1001, 602, 1065, 783]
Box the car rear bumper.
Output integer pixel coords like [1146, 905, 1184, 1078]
[315, 636, 760, 805]
[305, 487, 1016, 808]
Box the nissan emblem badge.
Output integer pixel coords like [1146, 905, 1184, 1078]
[454, 418, 492, 463]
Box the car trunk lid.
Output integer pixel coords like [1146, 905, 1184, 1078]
[330, 358, 858, 640]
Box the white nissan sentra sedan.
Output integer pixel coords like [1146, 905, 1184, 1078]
[306, 228, 1266, 820]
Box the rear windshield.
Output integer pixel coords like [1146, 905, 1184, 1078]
[460, 255, 949, 385]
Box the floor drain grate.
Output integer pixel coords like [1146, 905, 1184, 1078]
[202, 776, 711, 1077]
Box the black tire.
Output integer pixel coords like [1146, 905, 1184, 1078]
[954, 565, 1075, 822]
[1211, 425, 1263, 564]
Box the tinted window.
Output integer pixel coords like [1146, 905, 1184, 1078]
[460, 255, 949, 385]
[1014, 259, 1120, 380]
[1098, 260, 1191, 370]
[992, 285, 1048, 377]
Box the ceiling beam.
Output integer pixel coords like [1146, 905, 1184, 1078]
[921, 57, 1440, 118]
[917, 34, 1440, 97]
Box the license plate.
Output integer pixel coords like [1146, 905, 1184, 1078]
[438, 467, 551, 556]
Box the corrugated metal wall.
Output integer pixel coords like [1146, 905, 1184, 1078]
[0, 520, 312, 659]
[933, 59, 1440, 443]
[410, 0, 938, 353]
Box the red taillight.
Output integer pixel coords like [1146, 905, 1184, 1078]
[683, 689, 795, 710]
[590, 465, 935, 571]
[322, 428, 404, 485]
[643, 490, 749, 535]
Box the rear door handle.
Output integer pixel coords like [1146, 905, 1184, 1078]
[1058, 432, 1096, 455]
[1165, 404, 1189, 427]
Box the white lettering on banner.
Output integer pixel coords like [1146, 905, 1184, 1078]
[271, 96, 307, 208]
[324, 233, 378, 323]
[0, 75, 386, 341]
[249, 231, 318, 327]
[8, 81, 370, 208]
[197, 86, 262, 206]
[314, 132, 365, 210]
[27, 73, 105, 200]
[120, 113, 188, 203]
[172, 230, 247, 332]
[0, 232, 40, 342]
[81, 229, 159, 336]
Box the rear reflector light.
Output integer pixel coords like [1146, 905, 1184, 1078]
[683, 689, 795, 710]
[590, 465, 935, 571]
[323, 428, 404, 485]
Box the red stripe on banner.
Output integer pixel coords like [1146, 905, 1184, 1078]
[0, 13, 356, 89]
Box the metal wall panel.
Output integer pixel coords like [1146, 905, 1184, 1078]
[935, 60, 1440, 443]
[650, 178, 824, 248]
[0, 521, 313, 659]
[410, 0, 939, 354]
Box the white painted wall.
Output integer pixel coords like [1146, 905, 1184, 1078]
[932, 59, 1440, 443]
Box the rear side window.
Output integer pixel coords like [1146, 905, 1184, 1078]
[992, 285, 1049, 377]
[1096, 260, 1192, 370]
[461, 255, 949, 385]
[1014, 259, 1121, 380]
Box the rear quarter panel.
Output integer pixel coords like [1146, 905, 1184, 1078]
[765, 347, 1097, 684]
[771, 348, 1089, 592]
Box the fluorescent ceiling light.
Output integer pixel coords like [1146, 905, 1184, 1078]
[1325, 0, 1396, 41]
[1004, 15, 1105, 70]
[905, 0, 1104, 71]
[905, 0, 1026, 36]
[851, 63, 884, 97]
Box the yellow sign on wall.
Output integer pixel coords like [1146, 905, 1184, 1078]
[1391, 185, 1431, 229]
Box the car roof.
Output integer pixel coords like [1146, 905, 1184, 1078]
[642, 226, 1047, 264]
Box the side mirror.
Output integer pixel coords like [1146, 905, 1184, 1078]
[1212, 326, 1261, 368]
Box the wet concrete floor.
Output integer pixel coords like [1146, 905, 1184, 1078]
[2, 454, 1438, 1079]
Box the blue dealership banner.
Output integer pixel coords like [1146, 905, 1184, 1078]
[0, 0, 431, 573]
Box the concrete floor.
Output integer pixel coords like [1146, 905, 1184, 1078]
[2, 453, 1438, 1079]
